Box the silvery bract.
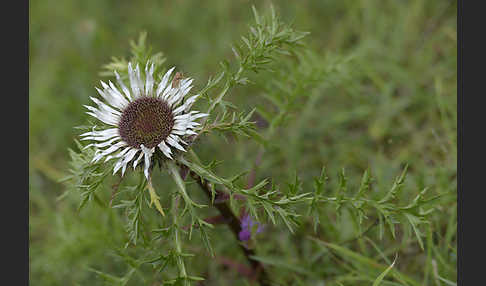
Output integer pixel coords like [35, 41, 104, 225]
[81, 62, 208, 179]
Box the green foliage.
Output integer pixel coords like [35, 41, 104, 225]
[100, 31, 167, 78]
[112, 174, 149, 247]
[30, 1, 457, 286]
[60, 139, 114, 211]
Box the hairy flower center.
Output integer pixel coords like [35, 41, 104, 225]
[118, 97, 174, 149]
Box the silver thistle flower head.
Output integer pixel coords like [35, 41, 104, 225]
[81, 62, 208, 179]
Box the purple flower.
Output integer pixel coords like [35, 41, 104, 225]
[238, 214, 264, 241]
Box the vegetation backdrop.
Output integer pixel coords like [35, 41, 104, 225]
[29, 1, 457, 285]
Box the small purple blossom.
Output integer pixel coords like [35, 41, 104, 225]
[238, 214, 264, 241]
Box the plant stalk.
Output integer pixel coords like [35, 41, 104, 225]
[186, 168, 271, 286]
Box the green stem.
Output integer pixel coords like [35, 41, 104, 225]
[187, 168, 271, 286]
[172, 195, 188, 281]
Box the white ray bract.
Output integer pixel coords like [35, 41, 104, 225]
[96, 87, 125, 111]
[99, 80, 129, 110]
[84, 137, 120, 149]
[166, 135, 185, 151]
[158, 141, 173, 159]
[121, 149, 139, 175]
[162, 86, 177, 102]
[133, 151, 144, 169]
[128, 63, 142, 98]
[145, 63, 155, 97]
[89, 97, 122, 118]
[141, 144, 155, 179]
[156, 67, 175, 97]
[92, 141, 126, 163]
[107, 81, 130, 108]
[115, 70, 133, 101]
[85, 108, 119, 126]
[135, 65, 144, 97]
[80, 128, 119, 141]
[173, 94, 200, 115]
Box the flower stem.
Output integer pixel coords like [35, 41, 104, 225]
[172, 195, 188, 282]
[186, 167, 271, 286]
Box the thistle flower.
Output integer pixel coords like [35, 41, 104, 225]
[239, 213, 264, 241]
[81, 62, 208, 179]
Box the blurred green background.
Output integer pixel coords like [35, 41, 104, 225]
[29, 0, 457, 285]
